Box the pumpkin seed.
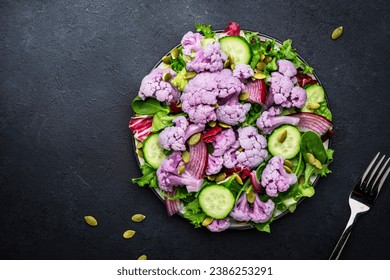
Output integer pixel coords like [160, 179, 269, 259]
[136, 142, 143, 149]
[253, 72, 266, 80]
[215, 172, 226, 182]
[161, 64, 171, 69]
[131, 214, 146, 223]
[284, 159, 294, 169]
[162, 72, 172, 82]
[208, 121, 217, 127]
[218, 122, 231, 128]
[223, 57, 231, 68]
[230, 63, 235, 70]
[171, 48, 179, 59]
[278, 130, 288, 143]
[247, 190, 256, 203]
[284, 165, 292, 174]
[256, 61, 266, 71]
[239, 92, 249, 101]
[182, 150, 190, 163]
[306, 153, 315, 165]
[207, 175, 216, 181]
[188, 133, 201, 146]
[136, 148, 144, 158]
[137, 255, 147, 260]
[123, 230, 136, 239]
[331, 26, 343, 40]
[202, 217, 214, 227]
[237, 147, 244, 152]
[260, 53, 265, 61]
[263, 56, 272, 63]
[307, 102, 320, 110]
[233, 173, 243, 185]
[177, 165, 186, 175]
[313, 159, 323, 169]
[84, 216, 98, 227]
[184, 71, 197, 79]
[161, 55, 171, 64]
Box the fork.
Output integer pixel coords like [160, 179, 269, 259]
[329, 152, 390, 260]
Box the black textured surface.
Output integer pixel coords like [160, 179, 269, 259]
[1, 0, 390, 260]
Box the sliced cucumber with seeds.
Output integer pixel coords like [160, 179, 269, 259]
[198, 185, 235, 219]
[219, 36, 252, 65]
[268, 125, 301, 159]
[301, 84, 325, 112]
[142, 134, 166, 169]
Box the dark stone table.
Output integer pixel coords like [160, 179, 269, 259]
[1, 0, 389, 259]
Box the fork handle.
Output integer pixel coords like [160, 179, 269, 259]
[329, 211, 359, 260]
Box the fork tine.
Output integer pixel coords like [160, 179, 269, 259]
[373, 157, 390, 196]
[365, 154, 386, 192]
[359, 152, 380, 189]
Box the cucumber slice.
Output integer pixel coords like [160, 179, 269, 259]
[268, 125, 301, 159]
[142, 134, 166, 169]
[198, 185, 235, 219]
[301, 84, 326, 112]
[219, 36, 252, 65]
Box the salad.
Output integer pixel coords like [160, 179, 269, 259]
[129, 22, 334, 233]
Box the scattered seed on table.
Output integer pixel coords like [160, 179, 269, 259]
[123, 230, 136, 239]
[84, 216, 98, 227]
[131, 214, 146, 223]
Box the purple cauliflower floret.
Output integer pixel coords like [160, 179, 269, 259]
[157, 152, 203, 193]
[186, 41, 226, 73]
[290, 86, 307, 108]
[229, 192, 274, 223]
[181, 70, 244, 124]
[229, 192, 251, 222]
[159, 117, 205, 151]
[250, 195, 275, 223]
[223, 140, 240, 168]
[266, 61, 307, 108]
[181, 31, 203, 56]
[256, 106, 300, 134]
[216, 93, 251, 126]
[205, 155, 223, 175]
[261, 156, 297, 197]
[233, 64, 254, 81]
[138, 68, 179, 103]
[212, 128, 236, 157]
[159, 116, 188, 151]
[207, 218, 230, 232]
[277, 59, 297, 77]
[235, 126, 268, 169]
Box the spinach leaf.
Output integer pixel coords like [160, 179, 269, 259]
[301, 131, 328, 164]
[132, 96, 170, 115]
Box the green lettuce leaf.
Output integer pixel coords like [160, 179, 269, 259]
[195, 23, 216, 39]
[132, 163, 158, 188]
[132, 96, 170, 115]
[151, 111, 185, 132]
[183, 198, 206, 228]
